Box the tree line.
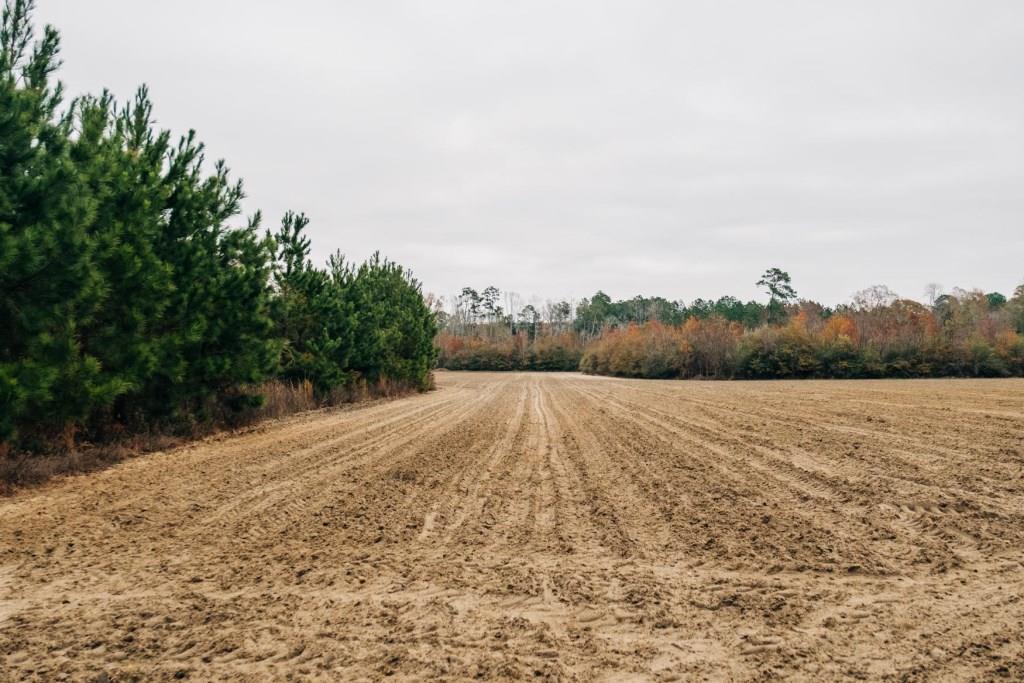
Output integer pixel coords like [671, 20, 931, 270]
[0, 1, 436, 452]
[436, 270, 1024, 379]
[435, 287, 581, 370]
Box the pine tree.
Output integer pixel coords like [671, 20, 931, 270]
[70, 88, 175, 431]
[757, 267, 797, 325]
[0, 0, 121, 445]
[1, 0, 439, 451]
[340, 253, 437, 390]
[271, 212, 354, 394]
[143, 136, 278, 419]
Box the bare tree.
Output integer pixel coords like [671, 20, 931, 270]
[852, 285, 898, 311]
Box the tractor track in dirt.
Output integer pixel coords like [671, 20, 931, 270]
[2, 372, 1023, 681]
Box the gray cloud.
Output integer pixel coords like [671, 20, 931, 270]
[39, 0, 1024, 306]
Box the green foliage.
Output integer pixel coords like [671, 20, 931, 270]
[737, 327, 821, 379]
[757, 267, 797, 324]
[0, 0, 120, 442]
[335, 253, 437, 391]
[272, 213, 354, 394]
[573, 291, 765, 337]
[0, 2, 437, 449]
[71, 90, 175, 419]
[132, 135, 280, 422]
[986, 292, 1007, 309]
[817, 336, 871, 378]
[270, 224, 437, 395]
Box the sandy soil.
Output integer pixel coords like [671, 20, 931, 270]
[2, 372, 1023, 681]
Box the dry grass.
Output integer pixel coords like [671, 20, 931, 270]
[0, 435, 181, 495]
[245, 379, 320, 421]
[0, 377, 429, 494]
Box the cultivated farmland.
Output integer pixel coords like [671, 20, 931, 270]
[2, 373, 1023, 680]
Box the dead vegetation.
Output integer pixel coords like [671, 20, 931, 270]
[0, 378, 425, 494]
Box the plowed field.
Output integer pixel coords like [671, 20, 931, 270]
[2, 373, 1023, 681]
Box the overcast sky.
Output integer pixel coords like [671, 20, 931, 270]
[37, 0, 1024, 307]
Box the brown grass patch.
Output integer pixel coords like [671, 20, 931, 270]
[1, 376, 431, 495]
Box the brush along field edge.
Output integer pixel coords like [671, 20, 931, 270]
[1, 373, 1023, 680]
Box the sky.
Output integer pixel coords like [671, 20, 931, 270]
[36, 0, 1024, 308]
